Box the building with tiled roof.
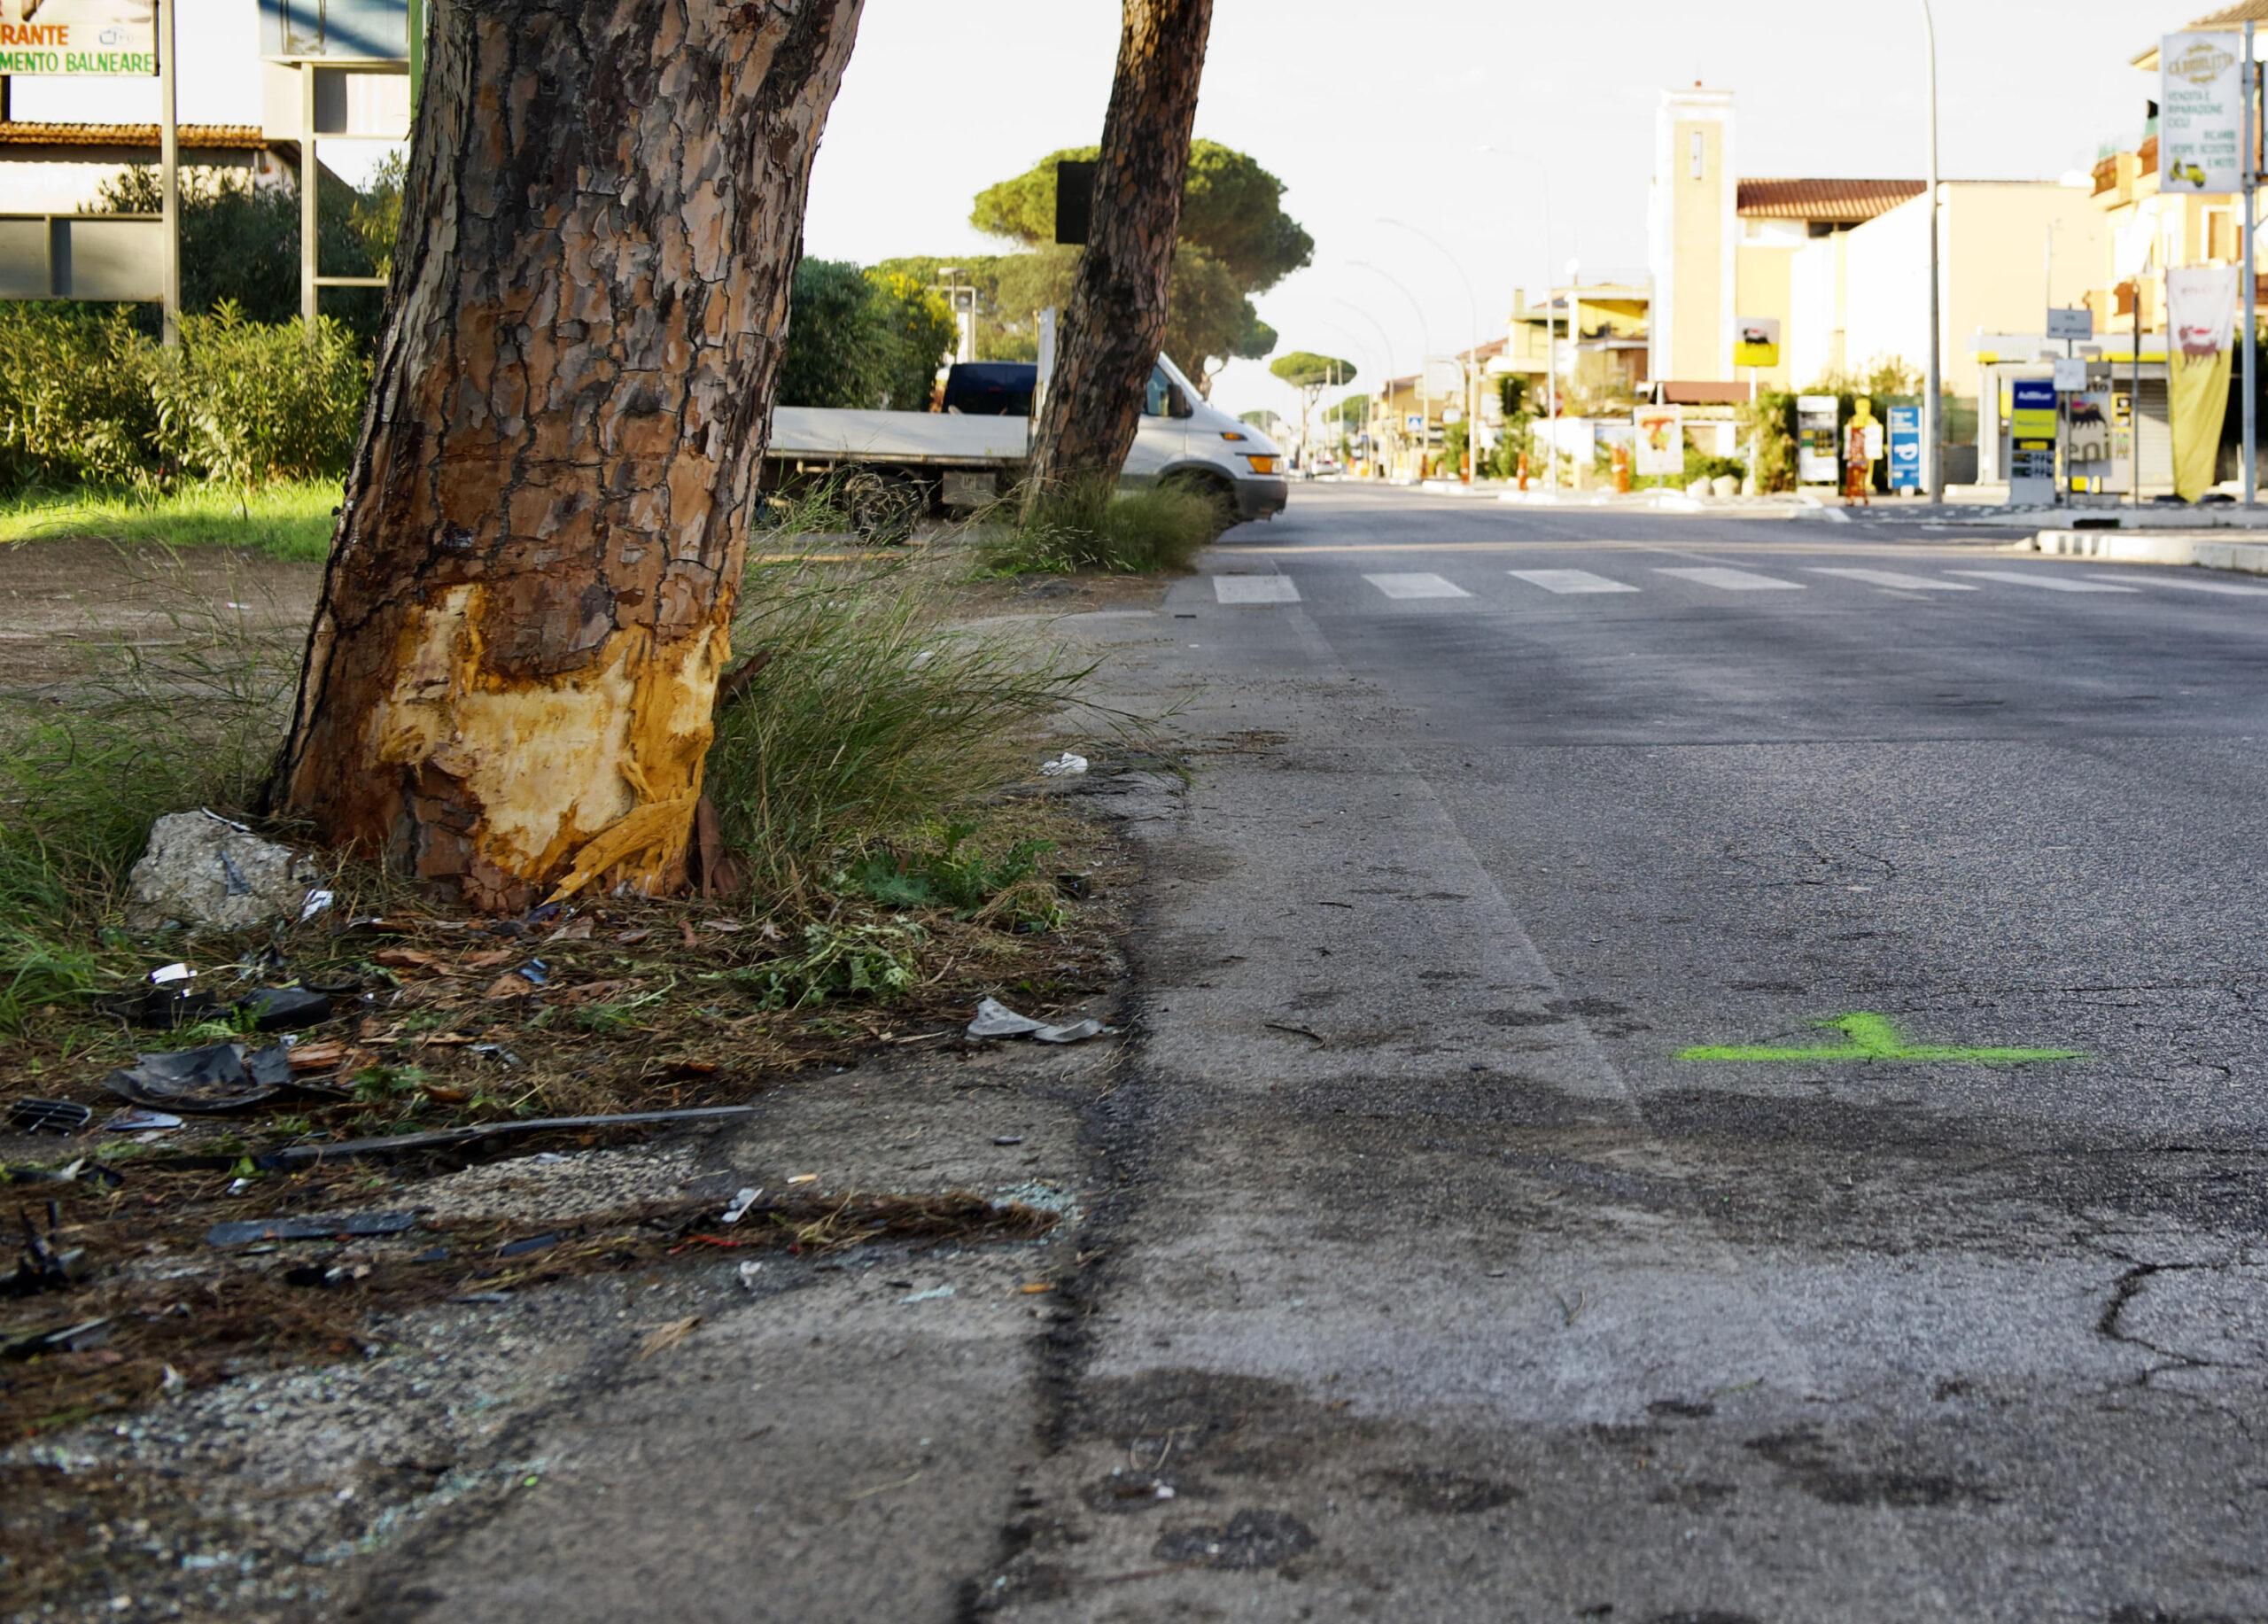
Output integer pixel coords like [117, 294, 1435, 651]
[1735, 178, 1927, 227]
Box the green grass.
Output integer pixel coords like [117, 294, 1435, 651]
[0, 479, 340, 561]
[976, 478, 1223, 575]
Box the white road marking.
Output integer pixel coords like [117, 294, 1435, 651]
[2083, 571, 2268, 596]
[1507, 568, 1640, 594]
[1212, 575, 1301, 604]
[1804, 567, 1977, 592]
[1948, 570, 2136, 593]
[1654, 566, 1806, 592]
[1363, 571, 1472, 599]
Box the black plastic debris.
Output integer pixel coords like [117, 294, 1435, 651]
[206, 1211, 417, 1247]
[6, 1203, 89, 1297]
[95, 984, 221, 1030]
[237, 986, 334, 1032]
[7, 1098, 91, 1136]
[102, 1042, 299, 1113]
[494, 1232, 562, 1258]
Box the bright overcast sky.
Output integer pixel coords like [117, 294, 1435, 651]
[804, 0, 2179, 421]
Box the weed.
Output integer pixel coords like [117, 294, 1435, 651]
[705, 550, 1092, 904]
[741, 920, 924, 1009]
[975, 477, 1223, 575]
[848, 819, 1061, 929]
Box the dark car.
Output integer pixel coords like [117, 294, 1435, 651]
[941, 361, 1037, 416]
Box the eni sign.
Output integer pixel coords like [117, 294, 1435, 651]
[0, 0, 155, 75]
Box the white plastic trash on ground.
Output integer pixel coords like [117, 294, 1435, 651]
[1038, 753, 1088, 777]
[967, 996, 1115, 1045]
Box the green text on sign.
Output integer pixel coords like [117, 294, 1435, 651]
[1678, 1013, 2082, 1065]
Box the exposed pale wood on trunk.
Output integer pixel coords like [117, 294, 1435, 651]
[276, 0, 864, 913]
[1025, 0, 1213, 492]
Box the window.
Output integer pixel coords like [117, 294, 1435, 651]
[1145, 365, 1172, 416]
[1689, 130, 1705, 180]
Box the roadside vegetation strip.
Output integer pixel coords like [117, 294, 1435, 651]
[974, 477, 1225, 577]
[1679, 1012, 2083, 1064]
[0, 480, 339, 562]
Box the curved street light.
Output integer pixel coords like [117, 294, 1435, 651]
[1350, 260, 1436, 479]
[1331, 299, 1400, 478]
[1381, 217, 1485, 481]
[1921, 0, 1942, 501]
[1476, 144, 1561, 485]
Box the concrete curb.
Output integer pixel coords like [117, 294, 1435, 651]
[2031, 529, 2268, 575]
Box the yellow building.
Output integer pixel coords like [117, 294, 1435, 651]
[1647, 88, 2104, 408]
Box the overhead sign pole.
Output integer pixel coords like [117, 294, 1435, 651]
[158, 0, 179, 347]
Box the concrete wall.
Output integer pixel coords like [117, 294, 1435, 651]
[1787, 232, 1846, 386]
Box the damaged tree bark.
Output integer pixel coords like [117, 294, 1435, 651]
[1024, 0, 1213, 493]
[276, 0, 864, 912]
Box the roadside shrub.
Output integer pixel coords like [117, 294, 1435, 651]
[0, 304, 159, 489]
[150, 304, 369, 487]
[982, 478, 1222, 574]
[776, 258, 956, 412]
[704, 552, 1093, 904]
[0, 302, 367, 493]
[849, 819, 1061, 930]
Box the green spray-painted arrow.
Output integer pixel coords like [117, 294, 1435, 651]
[1678, 1012, 2082, 1065]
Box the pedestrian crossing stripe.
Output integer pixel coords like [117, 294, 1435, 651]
[1947, 570, 2135, 594]
[2082, 571, 2268, 596]
[1804, 567, 1976, 592]
[1506, 569, 1639, 594]
[1653, 566, 1806, 591]
[1212, 575, 1301, 604]
[1363, 571, 1471, 599]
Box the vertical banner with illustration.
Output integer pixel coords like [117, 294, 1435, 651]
[0, 0, 155, 74]
[2167, 265, 2239, 499]
[1795, 395, 1839, 484]
[2160, 33, 2243, 193]
[1886, 404, 1922, 492]
[1632, 404, 1683, 478]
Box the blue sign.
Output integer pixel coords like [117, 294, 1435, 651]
[1887, 405, 1922, 492]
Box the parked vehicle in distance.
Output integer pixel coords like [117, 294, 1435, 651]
[939, 361, 1036, 416]
[765, 354, 1287, 540]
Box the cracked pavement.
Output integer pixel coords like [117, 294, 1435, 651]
[979, 489, 2268, 1620]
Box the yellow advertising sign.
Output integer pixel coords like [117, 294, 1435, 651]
[0, 0, 155, 76]
[1733, 315, 1781, 368]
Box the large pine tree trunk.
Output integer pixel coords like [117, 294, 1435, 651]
[1025, 0, 1212, 491]
[275, 0, 864, 913]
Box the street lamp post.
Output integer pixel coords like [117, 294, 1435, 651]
[1332, 299, 1399, 478]
[1476, 144, 1557, 486]
[1352, 260, 1435, 481]
[1381, 217, 1484, 482]
[1922, 0, 1942, 501]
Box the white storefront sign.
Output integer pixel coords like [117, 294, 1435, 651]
[2160, 32, 2244, 195]
[0, 0, 155, 76]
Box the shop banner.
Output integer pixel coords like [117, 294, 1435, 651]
[1796, 394, 1839, 485]
[2168, 264, 2239, 499]
[1887, 404, 1922, 492]
[2160, 33, 2244, 194]
[1633, 404, 1683, 478]
[0, 0, 154, 74]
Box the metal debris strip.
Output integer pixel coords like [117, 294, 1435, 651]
[256, 1104, 759, 1167]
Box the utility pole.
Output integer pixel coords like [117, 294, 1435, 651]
[2244, 20, 2257, 507]
[1380, 218, 1483, 483]
[1922, 0, 1942, 501]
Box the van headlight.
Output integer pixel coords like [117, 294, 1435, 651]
[1243, 455, 1278, 475]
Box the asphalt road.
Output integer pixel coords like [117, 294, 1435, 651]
[998, 485, 2268, 1620]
